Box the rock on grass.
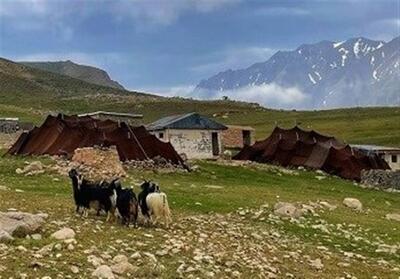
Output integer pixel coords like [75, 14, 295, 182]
[51, 228, 75, 240]
[343, 198, 363, 211]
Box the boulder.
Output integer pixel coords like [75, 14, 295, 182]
[111, 261, 136, 275]
[343, 198, 362, 211]
[51, 228, 75, 240]
[92, 265, 115, 279]
[274, 202, 302, 218]
[0, 230, 13, 243]
[0, 212, 47, 237]
[385, 213, 400, 222]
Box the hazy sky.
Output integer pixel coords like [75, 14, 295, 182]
[0, 0, 399, 96]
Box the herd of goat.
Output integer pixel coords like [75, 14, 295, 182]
[68, 169, 172, 228]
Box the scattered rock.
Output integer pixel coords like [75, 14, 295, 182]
[16, 161, 45, 176]
[51, 228, 75, 240]
[385, 213, 400, 222]
[88, 255, 104, 267]
[111, 261, 136, 275]
[31, 233, 42, 240]
[274, 202, 303, 218]
[70, 265, 79, 274]
[319, 201, 337, 211]
[309, 258, 324, 270]
[343, 198, 362, 211]
[92, 265, 115, 279]
[112, 254, 128, 264]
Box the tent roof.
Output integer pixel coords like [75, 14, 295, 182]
[233, 125, 389, 181]
[147, 112, 227, 131]
[8, 114, 184, 165]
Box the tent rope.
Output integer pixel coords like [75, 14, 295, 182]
[126, 124, 150, 160]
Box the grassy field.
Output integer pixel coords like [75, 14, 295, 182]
[1, 99, 399, 147]
[0, 154, 399, 278]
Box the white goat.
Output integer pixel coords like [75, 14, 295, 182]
[145, 192, 172, 228]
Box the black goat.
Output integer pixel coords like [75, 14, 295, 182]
[137, 181, 157, 220]
[116, 184, 139, 227]
[68, 169, 118, 221]
[68, 169, 83, 213]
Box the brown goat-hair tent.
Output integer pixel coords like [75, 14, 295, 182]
[233, 126, 389, 181]
[7, 114, 185, 166]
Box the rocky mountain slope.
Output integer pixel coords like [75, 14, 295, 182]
[21, 60, 124, 89]
[195, 36, 400, 109]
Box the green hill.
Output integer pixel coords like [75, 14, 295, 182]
[0, 57, 399, 147]
[21, 60, 125, 89]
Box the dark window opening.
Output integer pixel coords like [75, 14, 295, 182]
[242, 130, 251, 146]
[159, 132, 164, 139]
[212, 132, 220, 156]
[392, 155, 398, 163]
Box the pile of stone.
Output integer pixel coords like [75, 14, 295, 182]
[70, 146, 126, 179]
[15, 161, 45, 176]
[124, 155, 187, 173]
[361, 169, 400, 191]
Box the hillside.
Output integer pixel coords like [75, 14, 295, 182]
[0, 57, 399, 147]
[21, 60, 125, 89]
[0, 57, 159, 107]
[195, 36, 400, 109]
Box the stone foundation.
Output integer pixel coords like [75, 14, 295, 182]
[361, 169, 400, 191]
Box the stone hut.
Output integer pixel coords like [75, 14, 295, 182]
[147, 113, 227, 159]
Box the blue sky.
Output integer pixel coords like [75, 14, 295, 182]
[0, 0, 399, 96]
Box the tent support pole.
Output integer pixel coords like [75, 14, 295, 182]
[127, 125, 150, 160]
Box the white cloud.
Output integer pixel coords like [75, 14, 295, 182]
[255, 7, 310, 16]
[137, 85, 196, 97]
[191, 46, 277, 75]
[198, 84, 310, 109]
[0, 0, 241, 35]
[111, 0, 242, 25]
[144, 83, 310, 109]
[363, 18, 400, 41]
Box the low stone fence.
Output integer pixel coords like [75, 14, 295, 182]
[361, 169, 400, 191]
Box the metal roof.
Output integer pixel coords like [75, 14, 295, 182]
[78, 111, 143, 118]
[351, 144, 400, 152]
[0, 117, 19, 121]
[147, 112, 227, 131]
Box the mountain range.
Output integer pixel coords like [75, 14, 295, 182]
[21, 60, 125, 90]
[195, 36, 400, 109]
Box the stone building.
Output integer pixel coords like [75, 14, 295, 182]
[352, 144, 400, 170]
[147, 113, 227, 159]
[78, 111, 143, 126]
[222, 125, 255, 149]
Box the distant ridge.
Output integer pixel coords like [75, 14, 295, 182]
[21, 60, 125, 90]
